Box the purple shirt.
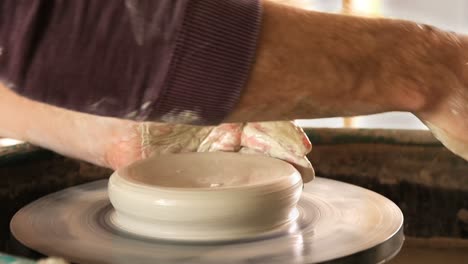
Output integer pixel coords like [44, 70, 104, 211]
[0, 0, 261, 124]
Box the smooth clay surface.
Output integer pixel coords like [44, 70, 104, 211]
[121, 152, 298, 189]
[108, 152, 304, 241]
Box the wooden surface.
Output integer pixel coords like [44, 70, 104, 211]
[390, 238, 468, 264]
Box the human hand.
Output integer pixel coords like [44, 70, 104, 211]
[411, 32, 468, 161]
[105, 121, 314, 182]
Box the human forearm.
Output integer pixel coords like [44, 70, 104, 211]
[0, 83, 315, 180]
[228, 0, 465, 121]
[0, 83, 134, 166]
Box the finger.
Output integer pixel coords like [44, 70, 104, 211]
[198, 123, 243, 152]
[239, 147, 315, 183]
[138, 122, 213, 157]
[241, 121, 312, 158]
[241, 121, 314, 182]
[290, 160, 315, 183]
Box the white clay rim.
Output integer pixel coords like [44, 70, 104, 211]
[115, 152, 302, 192]
[107, 152, 304, 241]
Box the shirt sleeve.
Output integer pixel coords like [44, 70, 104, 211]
[0, 0, 262, 125]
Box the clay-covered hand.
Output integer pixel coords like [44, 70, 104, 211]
[414, 34, 468, 161]
[105, 121, 314, 182]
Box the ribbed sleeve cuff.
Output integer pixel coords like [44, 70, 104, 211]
[150, 0, 262, 125]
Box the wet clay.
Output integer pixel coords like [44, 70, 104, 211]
[122, 152, 297, 188]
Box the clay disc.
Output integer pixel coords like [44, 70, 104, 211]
[10, 178, 404, 264]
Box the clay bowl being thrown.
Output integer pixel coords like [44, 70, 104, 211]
[108, 152, 303, 242]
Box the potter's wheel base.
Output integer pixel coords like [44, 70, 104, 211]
[10, 178, 404, 264]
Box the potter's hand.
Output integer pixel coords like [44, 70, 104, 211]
[199, 122, 314, 182]
[105, 121, 314, 182]
[411, 34, 468, 161]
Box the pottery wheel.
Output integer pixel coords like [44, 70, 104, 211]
[10, 177, 404, 264]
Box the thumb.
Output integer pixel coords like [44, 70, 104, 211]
[239, 147, 315, 183]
